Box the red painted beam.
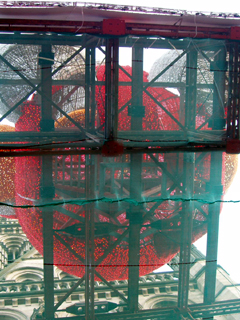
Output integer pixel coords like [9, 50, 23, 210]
[0, 18, 233, 39]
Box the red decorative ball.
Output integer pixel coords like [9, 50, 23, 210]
[0, 124, 16, 219]
[12, 67, 237, 280]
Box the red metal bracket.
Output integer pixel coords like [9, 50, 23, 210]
[230, 27, 240, 40]
[226, 139, 240, 154]
[102, 19, 126, 35]
[102, 140, 124, 157]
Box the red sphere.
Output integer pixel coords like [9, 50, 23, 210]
[0, 124, 16, 219]
[13, 67, 237, 280]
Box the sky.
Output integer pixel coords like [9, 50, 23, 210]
[74, 0, 240, 14]
[20, 0, 240, 14]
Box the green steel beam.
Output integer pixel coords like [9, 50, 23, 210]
[177, 45, 198, 313]
[105, 38, 119, 139]
[55, 299, 240, 320]
[40, 43, 55, 320]
[90, 47, 96, 131]
[53, 276, 85, 312]
[177, 154, 194, 311]
[0, 33, 220, 49]
[204, 47, 225, 311]
[127, 46, 144, 313]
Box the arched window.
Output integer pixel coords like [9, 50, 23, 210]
[16, 273, 42, 282]
[5, 268, 43, 282]
[152, 299, 177, 308]
[0, 309, 26, 320]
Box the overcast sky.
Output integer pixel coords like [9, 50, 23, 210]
[72, 0, 240, 14]
[20, 0, 240, 14]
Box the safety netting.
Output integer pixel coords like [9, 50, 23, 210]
[0, 33, 239, 318]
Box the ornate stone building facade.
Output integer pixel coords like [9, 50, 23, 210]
[0, 217, 239, 319]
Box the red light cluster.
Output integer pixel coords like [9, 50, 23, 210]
[4, 66, 236, 280]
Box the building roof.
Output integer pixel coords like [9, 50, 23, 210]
[0, 1, 240, 28]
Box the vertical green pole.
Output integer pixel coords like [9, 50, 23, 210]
[85, 48, 90, 131]
[185, 44, 197, 131]
[128, 46, 143, 312]
[178, 44, 197, 315]
[85, 154, 95, 320]
[85, 52, 92, 320]
[90, 48, 96, 131]
[89, 47, 96, 319]
[39, 44, 55, 320]
[204, 47, 225, 314]
[105, 38, 119, 139]
[85, 46, 96, 132]
[227, 45, 233, 138]
[177, 153, 194, 310]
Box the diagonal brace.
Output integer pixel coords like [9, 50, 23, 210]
[149, 154, 184, 191]
[54, 232, 129, 306]
[0, 49, 87, 135]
